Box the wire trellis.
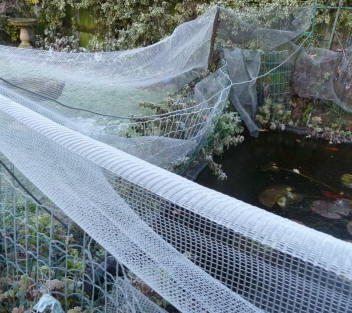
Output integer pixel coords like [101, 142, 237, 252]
[0, 158, 171, 313]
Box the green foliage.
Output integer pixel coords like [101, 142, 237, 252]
[53, 0, 291, 50]
[0, 16, 19, 43]
[0, 200, 93, 312]
[0, 275, 33, 313]
[197, 101, 244, 180]
[256, 98, 292, 131]
[302, 103, 312, 124]
[256, 95, 352, 142]
[210, 106, 244, 155]
[2, 0, 350, 51]
[4, 21, 19, 42]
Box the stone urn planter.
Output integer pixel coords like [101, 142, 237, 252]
[8, 18, 36, 48]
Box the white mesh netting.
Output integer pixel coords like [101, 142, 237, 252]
[0, 6, 352, 313]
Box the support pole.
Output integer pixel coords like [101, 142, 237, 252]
[310, 0, 319, 48]
[208, 6, 221, 71]
[328, 0, 343, 49]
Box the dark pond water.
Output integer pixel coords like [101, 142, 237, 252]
[196, 131, 352, 240]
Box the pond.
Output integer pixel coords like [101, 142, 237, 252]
[196, 131, 352, 241]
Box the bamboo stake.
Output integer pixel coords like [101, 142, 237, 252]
[328, 0, 344, 49]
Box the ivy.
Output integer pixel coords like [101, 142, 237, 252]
[2, 0, 351, 51]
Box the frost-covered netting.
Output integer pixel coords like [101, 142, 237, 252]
[292, 46, 352, 113]
[214, 6, 352, 130]
[1, 92, 352, 313]
[0, 6, 352, 313]
[0, 6, 320, 167]
[0, 7, 223, 168]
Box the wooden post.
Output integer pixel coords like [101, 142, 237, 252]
[208, 6, 221, 71]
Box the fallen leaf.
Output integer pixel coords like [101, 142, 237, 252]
[42, 279, 64, 292]
[295, 139, 302, 143]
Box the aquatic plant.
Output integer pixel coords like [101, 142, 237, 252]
[311, 199, 352, 220]
[259, 185, 301, 209]
[342, 174, 352, 189]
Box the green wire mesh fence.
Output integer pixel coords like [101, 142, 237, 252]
[0, 158, 172, 313]
[257, 50, 292, 108]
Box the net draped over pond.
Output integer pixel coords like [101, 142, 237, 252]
[0, 6, 351, 313]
